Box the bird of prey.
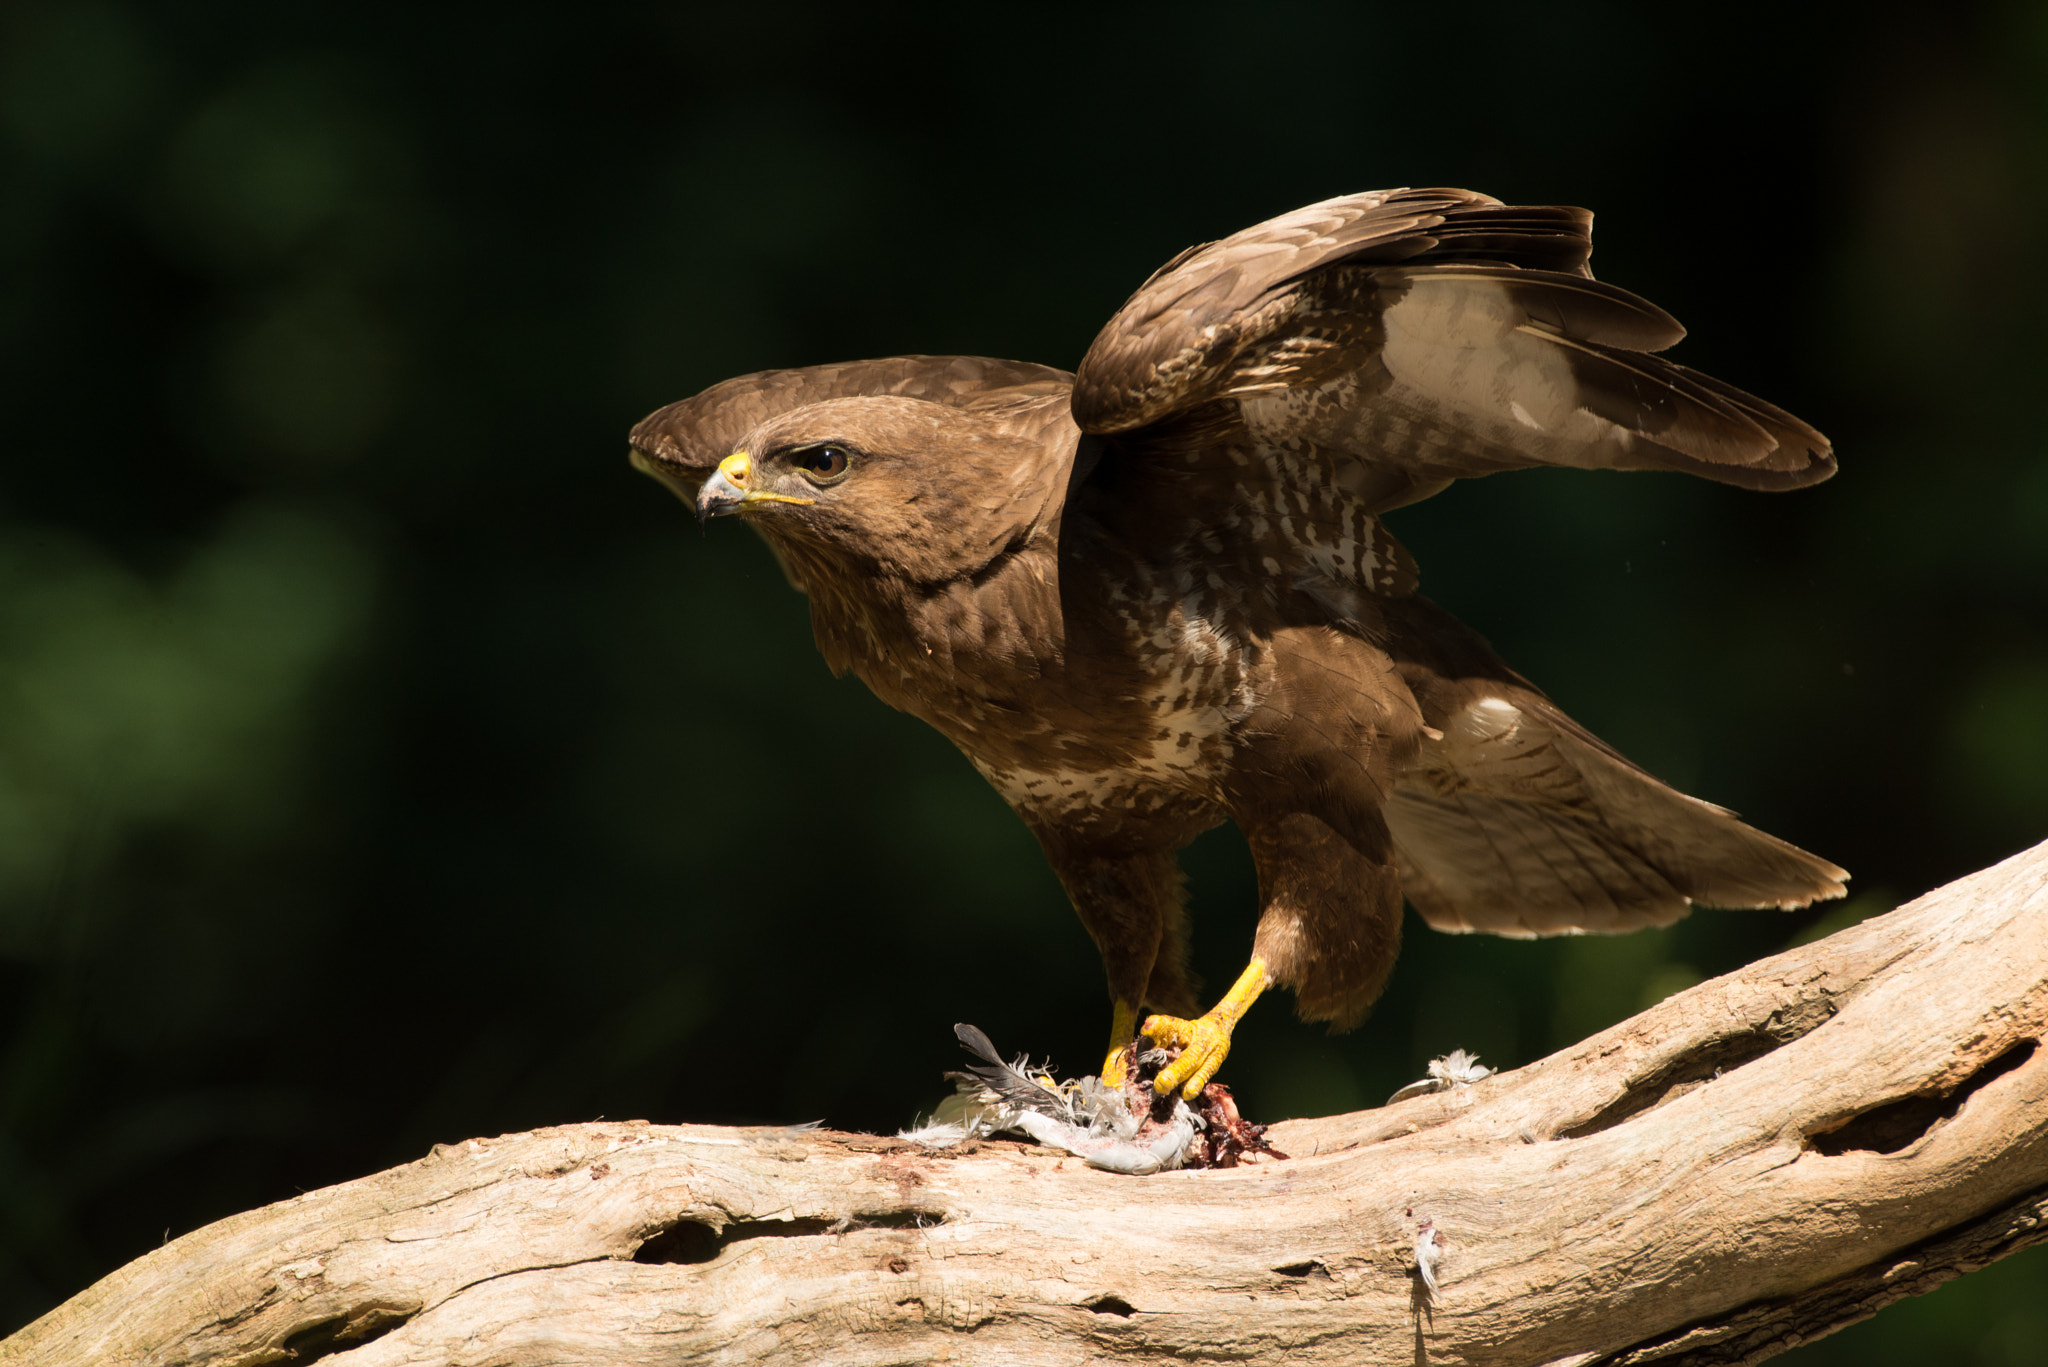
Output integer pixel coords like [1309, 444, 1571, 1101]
[628, 188, 1847, 1101]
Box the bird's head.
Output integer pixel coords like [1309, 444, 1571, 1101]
[640, 393, 1068, 587]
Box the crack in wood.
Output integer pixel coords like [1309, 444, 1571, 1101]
[1559, 999, 1844, 1141]
[1807, 1040, 2037, 1156]
[276, 1303, 417, 1363]
[634, 1210, 949, 1265]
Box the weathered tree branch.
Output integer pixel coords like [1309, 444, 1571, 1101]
[9, 840, 2047, 1367]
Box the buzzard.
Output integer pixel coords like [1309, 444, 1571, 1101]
[628, 188, 1847, 1100]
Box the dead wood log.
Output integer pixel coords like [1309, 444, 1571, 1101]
[7, 838, 2047, 1367]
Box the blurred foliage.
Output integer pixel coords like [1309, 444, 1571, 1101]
[1, 0, 2045, 1355]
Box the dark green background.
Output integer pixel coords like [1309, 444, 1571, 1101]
[3, 1, 2044, 1356]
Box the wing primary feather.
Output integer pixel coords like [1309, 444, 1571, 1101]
[1542, 329, 1817, 472]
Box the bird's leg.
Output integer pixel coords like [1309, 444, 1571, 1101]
[1037, 839, 1193, 1088]
[1141, 957, 1270, 1098]
[1100, 998, 1142, 1086]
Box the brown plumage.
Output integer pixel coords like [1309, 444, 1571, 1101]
[628, 188, 1847, 1096]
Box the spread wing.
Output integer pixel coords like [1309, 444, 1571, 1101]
[1389, 688, 1849, 935]
[1071, 187, 1834, 512]
[1380, 595, 1848, 936]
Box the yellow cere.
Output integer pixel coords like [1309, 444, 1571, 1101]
[718, 450, 815, 507]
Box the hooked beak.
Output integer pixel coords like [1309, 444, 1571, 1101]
[694, 451, 814, 524]
[695, 452, 749, 523]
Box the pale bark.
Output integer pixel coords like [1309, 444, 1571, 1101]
[8, 839, 2047, 1367]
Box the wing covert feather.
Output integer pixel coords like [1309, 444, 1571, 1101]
[1073, 188, 1583, 435]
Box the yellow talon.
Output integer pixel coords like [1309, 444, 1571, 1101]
[1100, 998, 1141, 1088]
[1139, 1012, 1228, 1097]
[1142, 958, 1269, 1098]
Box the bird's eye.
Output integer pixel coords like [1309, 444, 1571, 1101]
[793, 445, 851, 485]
